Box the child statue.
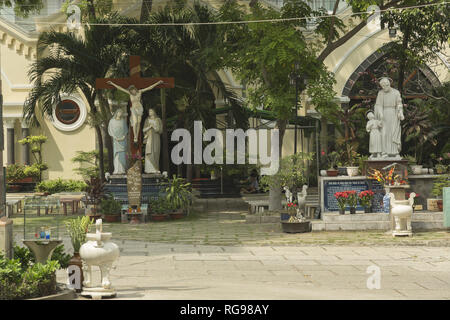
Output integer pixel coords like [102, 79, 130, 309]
[366, 111, 382, 159]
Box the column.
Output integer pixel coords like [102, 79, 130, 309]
[4, 119, 15, 165]
[21, 120, 30, 165]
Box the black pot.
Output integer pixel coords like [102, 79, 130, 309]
[364, 206, 372, 213]
[281, 221, 311, 233]
[349, 207, 356, 214]
[337, 167, 347, 176]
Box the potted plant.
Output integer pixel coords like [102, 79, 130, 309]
[406, 155, 422, 175]
[345, 145, 360, 177]
[100, 197, 122, 223]
[326, 151, 339, 177]
[65, 216, 93, 292]
[334, 191, 348, 215]
[346, 190, 358, 214]
[82, 177, 106, 221]
[165, 175, 192, 218]
[431, 175, 450, 210]
[148, 198, 169, 221]
[432, 154, 449, 174]
[359, 190, 375, 213]
[281, 199, 310, 233]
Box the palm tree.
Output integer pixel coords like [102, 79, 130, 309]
[23, 14, 134, 180]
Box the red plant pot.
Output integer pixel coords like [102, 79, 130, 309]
[326, 170, 339, 177]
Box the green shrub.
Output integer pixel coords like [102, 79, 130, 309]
[100, 198, 122, 215]
[0, 253, 60, 300]
[35, 179, 87, 194]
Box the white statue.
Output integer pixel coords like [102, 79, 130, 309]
[143, 109, 163, 174]
[107, 80, 163, 143]
[283, 186, 293, 203]
[296, 185, 308, 219]
[366, 111, 382, 159]
[108, 108, 128, 174]
[374, 77, 404, 159]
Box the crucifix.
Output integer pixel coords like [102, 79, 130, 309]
[96, 55, 174, 159]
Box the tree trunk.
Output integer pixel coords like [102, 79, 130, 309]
[268, 119, 286, 211]
[140, 0, 153, 23]
[160, 88, 170, 176]
[94, 125, 105, 181]
[397, 27, 410, 94]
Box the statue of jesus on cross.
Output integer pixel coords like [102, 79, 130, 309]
[107, 80, 163, 143]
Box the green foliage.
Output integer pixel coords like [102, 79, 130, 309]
[100, 197, 122, 215]
[72, 150, 108, 179]
[165, 175, 192, 210]
[0, 0, 43, 18]
[148, 197, 171, 214]
[13, 246, 36, 270]
[431, 175, 450, 198]
[260, 152, 313, 192]
[65, 216, 93, 252]
[61, 0, 113, 21]
[35, 178, 87, 194]
[217, 0, 336, 122]
[0, 253, 60, 300]
[49, 245, 71, 269]
[18, 135, 48, 182]
[6, 164, 42, 182]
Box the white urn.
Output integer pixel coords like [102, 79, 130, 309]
[80, 219, 120, 299]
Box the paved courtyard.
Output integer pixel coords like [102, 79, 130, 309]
[11, 199, 450, 299]
[57, 241, 450, 300]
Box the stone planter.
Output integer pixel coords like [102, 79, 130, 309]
[281, 221, 311, 233]
[169, 210, 185, 220]
[103, 214, 121, 223]
[346, 166, 359, 177]
[150, 214, 168, 221]
[337, 167, 347, 176]
[411, 165, 423, 175]
[326, 169, 338, 177]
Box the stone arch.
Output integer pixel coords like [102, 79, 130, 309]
[341, 43, 441, 97]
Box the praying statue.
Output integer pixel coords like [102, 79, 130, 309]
[108, 108, 128, 174]
[143, 109, 163, 174]
[374, 77, 404, 159]
[366, 111, 382, 159]
[107, 80, 164, 143]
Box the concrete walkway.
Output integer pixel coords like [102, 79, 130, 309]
[58, 241, 450, 300]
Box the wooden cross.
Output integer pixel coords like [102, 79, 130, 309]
[96, 55, 174, 158]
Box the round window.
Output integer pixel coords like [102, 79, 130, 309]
[51, 95, 87, 132]
[55, 100, 81, 124]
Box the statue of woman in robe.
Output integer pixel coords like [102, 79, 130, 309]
[108, 108, 128, 174]
[374, 77, 404, 159]
[143, 109, 163, 174]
